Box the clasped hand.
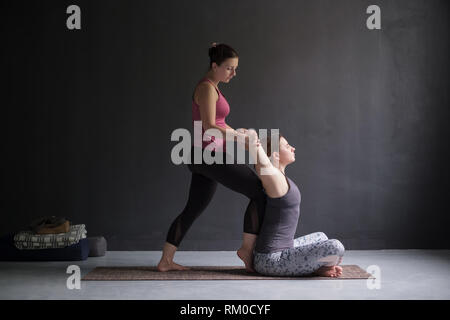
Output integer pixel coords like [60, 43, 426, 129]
[235, 128, 261, 150]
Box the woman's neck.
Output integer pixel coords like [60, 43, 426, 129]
[277, 164, 287, 175]
[205, 71, 220, 87]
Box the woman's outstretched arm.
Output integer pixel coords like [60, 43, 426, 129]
[246, 130, 288, 198]
[246, 130, 276, 176]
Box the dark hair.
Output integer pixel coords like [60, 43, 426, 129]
[208, 43, 239, 69]
[261, 133, 284, 158]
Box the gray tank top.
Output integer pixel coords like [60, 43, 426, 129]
[255, 175, 301, 253]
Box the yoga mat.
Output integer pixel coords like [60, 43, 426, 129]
[82, 265, 373, 281]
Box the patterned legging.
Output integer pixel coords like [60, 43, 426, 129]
[253, 232, 345, 276]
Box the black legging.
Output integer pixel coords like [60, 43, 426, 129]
[166, 145, 267, 247]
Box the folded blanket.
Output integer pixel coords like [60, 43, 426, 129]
[14, 224, 87, 250]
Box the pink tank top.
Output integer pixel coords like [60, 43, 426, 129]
[192, 78, 230, 152]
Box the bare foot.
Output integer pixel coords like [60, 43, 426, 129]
[314, 265, 343, 278]
[237, 248, 255, 273]
[157, 259, 190, 272]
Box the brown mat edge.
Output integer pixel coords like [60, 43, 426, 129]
[82, 265, 374, 281]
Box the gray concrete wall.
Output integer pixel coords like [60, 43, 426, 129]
[2, 0, 449, 249]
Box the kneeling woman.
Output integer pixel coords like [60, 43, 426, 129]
[245, 130, 345, 277]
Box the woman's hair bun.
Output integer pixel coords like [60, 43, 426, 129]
[207, 43, 238, 69]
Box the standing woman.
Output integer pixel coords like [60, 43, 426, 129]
[157, 43, 267, 272]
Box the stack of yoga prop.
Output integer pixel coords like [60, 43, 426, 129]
[0, 216, 107, 261]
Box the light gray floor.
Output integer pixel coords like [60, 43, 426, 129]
[0, 250, 449, 300]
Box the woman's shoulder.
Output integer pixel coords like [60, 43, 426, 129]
[193, 81, 219, 104]
[196, 81, 216, 91]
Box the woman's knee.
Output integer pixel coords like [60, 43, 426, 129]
[312, 232, 328, 241]
[245, 176, 263, 196]
[252, 181, 267, 204]
[328, 239, 345, 257]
